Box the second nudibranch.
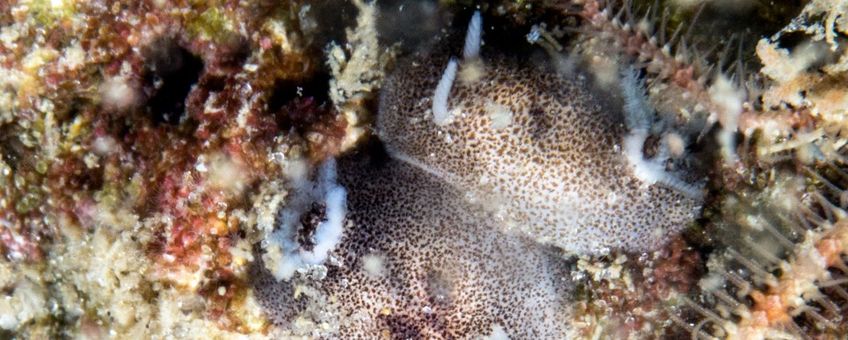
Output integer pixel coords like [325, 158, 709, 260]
[378, 11, 703, 255]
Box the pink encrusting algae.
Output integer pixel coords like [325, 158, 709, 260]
[0, 0, 357, 336]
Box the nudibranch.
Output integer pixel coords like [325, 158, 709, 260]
[378, 11, 704, 254]
[254, 152, 574, 338]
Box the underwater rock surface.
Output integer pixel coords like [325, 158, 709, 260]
[4, 0, 848, 338]
[253, 150, 573, 338]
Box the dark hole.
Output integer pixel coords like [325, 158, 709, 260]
[362, 139, 394, 169]
[268, 73, 332, 130]
[58, 97, 85, 122]
[776, 30, 812, 51]
[68, 158, 104, 192]
[143, 38, 204, 125]
[0, 129, 30, 172]
[377, 0, 443, 51]
[268, 73, 331, 112]
[202, 75, 228, 93]
[220, 37, 251, 68]
[642, 134, 662, 159]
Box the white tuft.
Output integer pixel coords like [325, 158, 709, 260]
[59, 42, 85, 70]
[92, 136, 118, 156]
[361, 253, 385, 277]
[709, 75, 744, 165]
[100, 77, 139, 111]
[485, 101, 513, 129]
[664, 132, 686, 158]
[203, 153, 251, 195]
[432, 58, 459, 126]
[459, 59, 486, 84]
[620, 68, 703, 199]
[483, 324, 510, 340]
[283, 157, 309, 185]
[463, 11, 483, 60]
[266, 159, 348, 281]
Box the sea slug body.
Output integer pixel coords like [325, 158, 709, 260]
[254, 153, 573, 338]
[378, 12, 703, 255]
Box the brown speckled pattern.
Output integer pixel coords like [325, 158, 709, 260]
[378, 52, 701, 254]
[253, 156, 573, 338]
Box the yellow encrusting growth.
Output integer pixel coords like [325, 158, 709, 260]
[326, 0, 396, 152]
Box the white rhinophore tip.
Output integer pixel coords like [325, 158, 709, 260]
[433, 57, 459, 126]
[709, 75, 744, 165]
[463, 11, 482, 60]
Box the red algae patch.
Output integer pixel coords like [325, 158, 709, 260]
[0, 0, 371, 337]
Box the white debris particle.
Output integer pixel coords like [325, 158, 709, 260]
[100, 76, 139, 111]
[485, 101, 513, 129]
[60, 42, 85, 70]
[483, 324, 510, 340]
[361, 253, 385, 278]
[664, 132, 686, 158]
